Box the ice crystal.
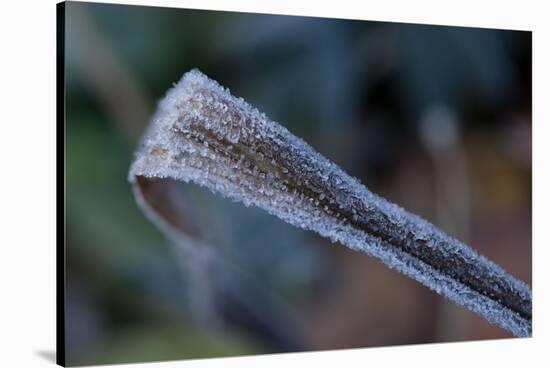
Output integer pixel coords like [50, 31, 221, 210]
[129, 69, 532, 337]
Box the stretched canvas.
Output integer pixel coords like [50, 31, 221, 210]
[59, 1, 532, 366]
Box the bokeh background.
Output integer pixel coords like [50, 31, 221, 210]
[64, 2, 532, 366]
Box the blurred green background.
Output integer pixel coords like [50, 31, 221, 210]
[64, 1, 532, 366]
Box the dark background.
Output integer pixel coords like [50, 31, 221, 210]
[64, 2, 532, 365]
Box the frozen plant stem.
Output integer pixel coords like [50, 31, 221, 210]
[129, 69, 532, 337]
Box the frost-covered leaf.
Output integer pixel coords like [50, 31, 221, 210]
[129, 69, 531, 337]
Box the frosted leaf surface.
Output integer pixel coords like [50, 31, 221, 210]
[129, 69, 532, 337]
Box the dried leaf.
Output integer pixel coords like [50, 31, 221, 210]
[129, 69, 531, 337]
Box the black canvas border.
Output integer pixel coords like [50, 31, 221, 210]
[56, 1, 66, 366]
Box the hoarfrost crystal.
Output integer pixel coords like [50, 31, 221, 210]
[129, 69, 532, 337]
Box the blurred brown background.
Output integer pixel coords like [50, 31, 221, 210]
[64, 1, 531, 365]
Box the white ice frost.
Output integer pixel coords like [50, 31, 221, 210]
[129, 69, 532, 337]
